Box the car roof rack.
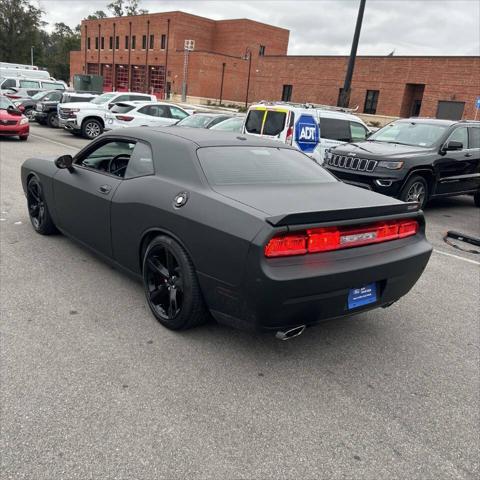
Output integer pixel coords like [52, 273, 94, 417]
[255, 100, 359, 113]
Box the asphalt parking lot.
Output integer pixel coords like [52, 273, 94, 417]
[1, 124, 479, 480]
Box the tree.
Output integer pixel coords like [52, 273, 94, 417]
[107, 0, 148, 17]
[0, 0, 44, 64]
[86, 10, 107, 20]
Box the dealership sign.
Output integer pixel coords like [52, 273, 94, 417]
[295, 114, 320, 153]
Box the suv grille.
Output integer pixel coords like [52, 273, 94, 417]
[327, 154, 377, 172]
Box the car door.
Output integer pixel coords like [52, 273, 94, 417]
[465, 126, 480, 192]
[53, 139, 136, 257]
[435, 126, 472, 194]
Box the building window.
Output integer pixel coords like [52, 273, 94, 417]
[259, 45, 266, 56]
[95, 36, 99, 49]
[282, 84, 292, 102]
[161, 34, 166, 49]
[364, 90, 379, 114]
[131, 35, 136, 50]
[101, 36, 105, 50]
[87, 37, 91, 49]
[115, 36, 119, 49]
[142, 35, 147, 49]
[109, 36, 113, 50]
[125, 35, 129, 49]
[150, 34, 154, 49]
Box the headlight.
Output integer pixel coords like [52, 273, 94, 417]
[378, 161, 404, 170]
[20, 117, 29, 125]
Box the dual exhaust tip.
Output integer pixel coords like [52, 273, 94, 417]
[275, 325, 306, 340]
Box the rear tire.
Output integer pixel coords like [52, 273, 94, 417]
[474, 191, 480, 207]
[47, 111, 59, 128]
[142, 235, 209, 330]
[81, 118, 103, 139]
[26, 177, 57, 235]
[400, 175, 429, 209]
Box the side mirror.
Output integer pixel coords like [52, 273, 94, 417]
[443, 140, 463, 152]
[55, 154, 74, 171]
[7, 105, 21, 115]
[366, 131, 373, 138]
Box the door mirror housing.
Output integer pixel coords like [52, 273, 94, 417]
[55, 154, 74, 170]
[443, 140, 463, 152]
[6, 105, 21, 115]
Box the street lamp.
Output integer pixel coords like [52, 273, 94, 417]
[244, 48, 252, 108]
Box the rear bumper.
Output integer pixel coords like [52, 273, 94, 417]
[205, 235, 432, 331]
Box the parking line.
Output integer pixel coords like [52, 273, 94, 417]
[30, 133, 80, 150]
[433, 249, 480, 266]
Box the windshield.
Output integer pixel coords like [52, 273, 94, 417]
[91, 93, 116, 105]
[0, 96, 13, 110]
[197, 147, 336, 186]
[370, 121, 448, 147]
[177, 115, 215, 128]
[31, 91, 48, 100]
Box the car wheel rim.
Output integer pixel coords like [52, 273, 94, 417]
[406, 182, 426, 204]
[27, 181, 45, 229]
[26, 110, 34, 120]
[85, 122, 100, 138]
[51, 114, 58, 127]
[145, 246, 183, 320]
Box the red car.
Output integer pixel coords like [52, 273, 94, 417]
[0, 95, 29, 141]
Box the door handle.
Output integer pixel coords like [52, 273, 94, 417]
[98, 184, 112, 194]
[464, 153, 473, 157]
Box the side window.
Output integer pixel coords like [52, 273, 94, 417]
[137, 105, 152, 116]
[209, 116, 230, 128]
[76, 140, 136, 178]
[125, 142, 154, 178]
[263, 111, 287, 136]
[114, 95, 130, 103]
[19, 80, 40, 88]
[129, 94, 151, 101]
[2, 78, 16, 88]
[468, 127, 480, 149]
[170, 106, 188, 120]
[245, 109, 264, 134]
[350, 122, 368, 142]
[110, 104, 135, 114]
[320, 118, 351, 142]
[448, 127, 468, 149]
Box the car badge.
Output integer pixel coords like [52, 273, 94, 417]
[348, 152, 357, 156]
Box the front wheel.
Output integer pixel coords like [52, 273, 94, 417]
[400, 175, 429, 209]
[47, 111, 59, 128]
[81, 119, 103, 139]
[19, 135, 28, 141]
[142, 235, 208, 330]
[27, 177, 57, 235]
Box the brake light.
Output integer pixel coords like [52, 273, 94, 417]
[286, 126, 293, 145]
[116, 115, 134, 121]
[265, 219, 419, 257]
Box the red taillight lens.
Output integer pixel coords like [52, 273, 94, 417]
[116, 115, 134, 121]
[286, 126, 293, 145]
[265, 219, 419, 257]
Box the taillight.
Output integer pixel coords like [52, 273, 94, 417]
[286, 126, 293, 145]
[116, 115, 134, 121]
[265, 219, 419, 258]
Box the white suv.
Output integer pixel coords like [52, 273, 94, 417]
[59, 92, 156, 139]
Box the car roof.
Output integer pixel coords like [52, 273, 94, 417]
[394, 117, 458, 126]
[106, 126, 296, 149]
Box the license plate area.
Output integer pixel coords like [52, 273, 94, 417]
[348, 283, 377, 309]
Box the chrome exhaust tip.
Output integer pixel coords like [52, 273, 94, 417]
[275, 325, 306, 341]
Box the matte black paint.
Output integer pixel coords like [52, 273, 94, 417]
[21, 127, 433, 331]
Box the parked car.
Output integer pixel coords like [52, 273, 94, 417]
[244, 102, 371, 164]
[210, 115, 245, 133]
[324, 118, 480, 208]
[0, 76, 66, 98]
[0, 62, 53, 81]
[58, 91, 156, 139]
[174, 113, 234, 129]
[34, 92, 98, 128]
[0, 95, 29, 141]
[105, 101, 190, 130]
[21, 127, 432, 335]
[13, 90, 63, 121]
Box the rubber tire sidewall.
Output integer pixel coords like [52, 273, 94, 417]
[142, 235, 208, 330]
[47, 111, 59, 128]
[27, 177, 57, 235]
[81, 119, 103, 139]
[400, 175, 429, 209]
[19, 135, 28, 141]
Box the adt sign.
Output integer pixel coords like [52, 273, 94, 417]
[295, 114, 319, 153]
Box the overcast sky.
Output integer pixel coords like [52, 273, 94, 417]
[34, 0, 480, 56]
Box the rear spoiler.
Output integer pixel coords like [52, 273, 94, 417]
[266, 202, 420, 227]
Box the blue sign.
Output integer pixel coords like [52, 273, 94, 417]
[295, 114, 320, 153]
[476, 97, 480, 109]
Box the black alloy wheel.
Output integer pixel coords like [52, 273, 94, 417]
[47, 111, 59, 128]
[25, 108, 35, 120]
[400, 175, 428, 209]
[27, 177, 57, 235]
[143, 235, 208, 330]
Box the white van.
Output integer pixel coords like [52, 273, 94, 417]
[0, 64, 52, 81]
[243, 102, 371, 164]
[0, 76, 67, 98]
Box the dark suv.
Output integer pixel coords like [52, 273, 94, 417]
[324, 118, 480, 208]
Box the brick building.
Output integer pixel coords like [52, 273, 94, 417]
[70, 10, 480, 119]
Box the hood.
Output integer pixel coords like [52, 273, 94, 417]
[0, 109, 21, 120]
[60, 101, 102, 110]
[332, 140, 434, 159]
[213, 181, 417, 226]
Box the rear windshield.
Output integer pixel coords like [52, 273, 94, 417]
[244, 110, 264, 134]
[110, 104, 135, 114]
[263, 111, 286, 136]
[197, 147, 336, 186]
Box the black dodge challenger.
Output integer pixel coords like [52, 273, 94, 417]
[21, 127, 432, 337]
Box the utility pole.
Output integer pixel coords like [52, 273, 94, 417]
[244, 48, 252, 108]
[339, 0, 366, 108]
[30, 46, 34, 66]
[219, 62, 226, 105]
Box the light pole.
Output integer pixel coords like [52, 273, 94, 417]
[30, 46, 34, 66]
[219, 62, 226, 105]
[339, 0, 366, 108]
[244, 48, 252, 108]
